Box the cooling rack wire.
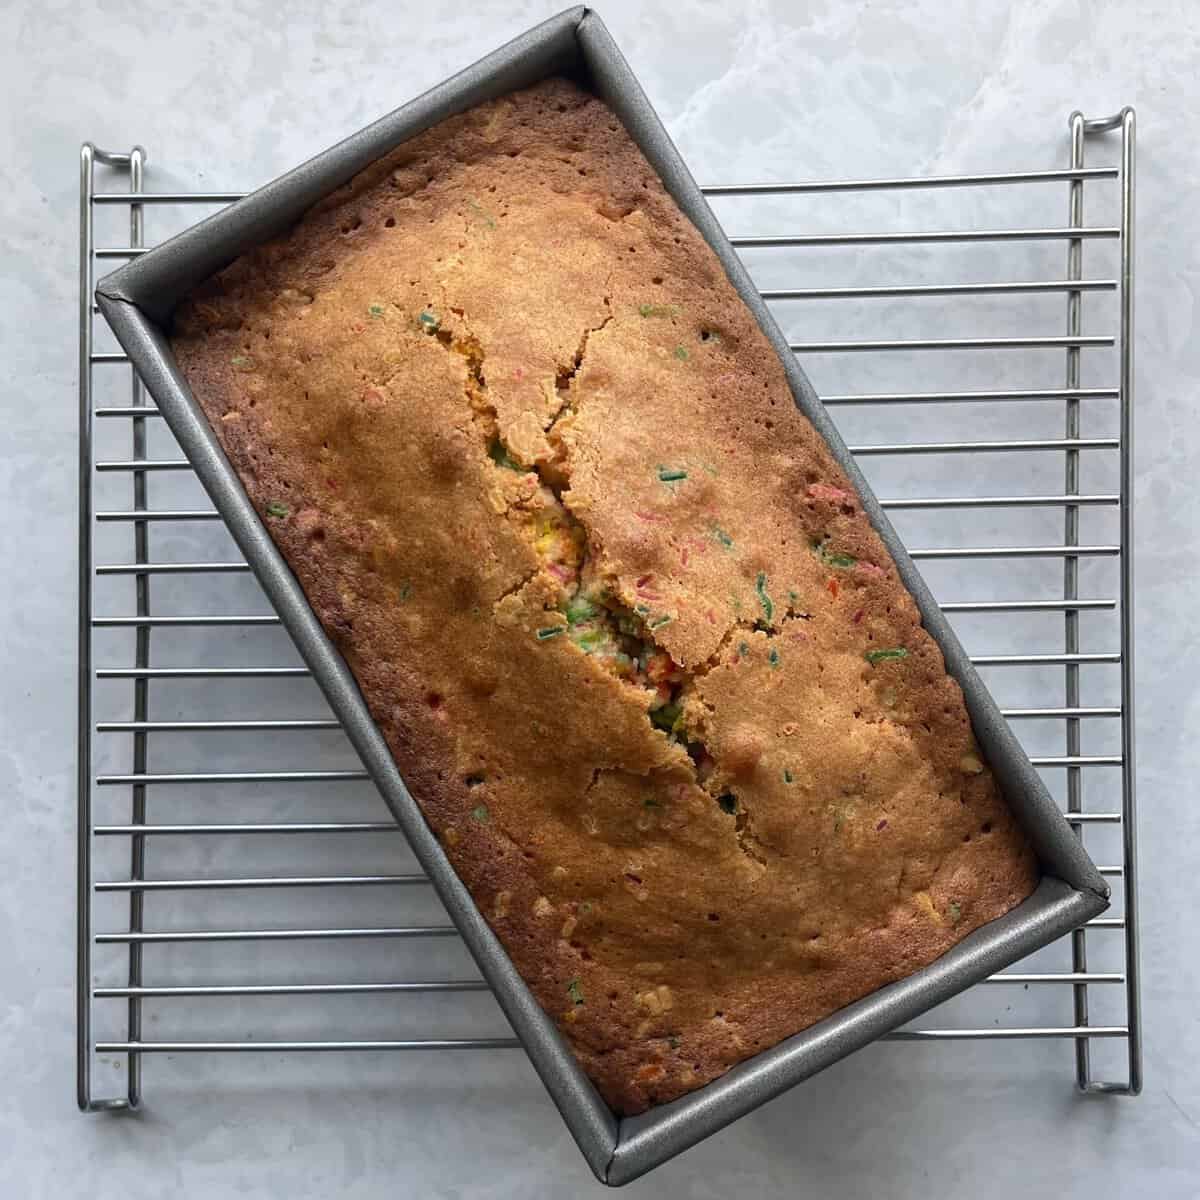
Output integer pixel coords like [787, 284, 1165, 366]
[77, 109, 1141, 1112]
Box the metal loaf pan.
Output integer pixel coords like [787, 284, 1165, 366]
[96, 5, 1109, 1185]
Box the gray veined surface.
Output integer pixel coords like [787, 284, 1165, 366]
[10, 0, 1200, 1194]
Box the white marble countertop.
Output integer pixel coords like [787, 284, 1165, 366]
[3, 1, 1199, 1195]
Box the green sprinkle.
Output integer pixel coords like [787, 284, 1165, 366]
[467, 198, 496, 228]
[788, 590, 799, 606]
[265, 501, 289, 518]
[536, 626, 565, 641]
[667, 1035, 681, 1049]
[717, 793, 738, 815]
[566, 978, 585, 1006]
[755, 572, 774, 623]
[574, 629, 608, 653]
[650, 703, 682, 733]
[948, 901, 963, 925]
[768, 647, 781, 669]
[865, 647, 908, 665]
[635, 604, 650, 615]
[814, 541, 857, 569]
[368, 303, 385, 318]
[418, 309, 440, 332]
[637, 303, 679, 318]
[579, 902, 592, 914]
[657, 467, 688, 483]
[397, 582, 412, 603]
[488, 439, 525, 471]
[470, 804, 490, 824]
[783, 768, 794, 784]
[711, 525, 734, 550]
[833, 815, 844, 834]
[230, 354, 253, 370]
[673, 345, 690, 361]
[737, 641, 750, 657]
[565, 595, 599, 626]
[643, 796, 662, 809]
[650, 614, 673, 629]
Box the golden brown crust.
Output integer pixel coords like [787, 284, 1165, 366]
[171, 77, 1038, 1115]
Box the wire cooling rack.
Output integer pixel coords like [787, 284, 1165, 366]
[77, 109, 1141, 1113]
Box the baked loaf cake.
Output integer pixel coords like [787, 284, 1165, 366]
[172, 77, 1038, 1114]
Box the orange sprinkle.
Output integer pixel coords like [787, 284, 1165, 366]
[827, 578, 839, 598]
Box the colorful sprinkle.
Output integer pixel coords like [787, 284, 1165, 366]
[673, 345, 690, 361]
[637, 303, 679, 318]
[567, 978, 585, 1006]
[865, 647, 908, 665]
[783, 768, 794, 784]
[230, 355, 253, 370]
[397, 582, 412, 602]
[488, 440, 524, 471]
[650, 614, 673, 629]
[418, 309, 440, 332]
[711, 525, 735, 550]
[650, 703, 682, 733]
[265, 501, 289, 518]
[466, 198, 496, 228]
[948, 901, 962, 924]
[368, 303, 385, 318]
[470, 804, 490, 824]
[768, 647, 780, 669]
[808, 482, 851, 504]
[755, 572, 774, 623]
[657, 467, 688, 483]
[536, 626, 566, 641]
[565, 594, 598, 626]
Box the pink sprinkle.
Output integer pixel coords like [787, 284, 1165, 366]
[876, 819, 888, 831]
[636, 575, 654, 587]
[547, 562, 573, 582]
[852, 609, 864, 625]
[635, 511, 668, 524]
[808, 482, 850, 503]
[707, 609, 717, 624]
[680, 548, 689, 566]
[855, 561, 885, 578]
[513, 366, 525, 381]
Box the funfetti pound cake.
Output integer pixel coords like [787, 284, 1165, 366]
[171, 76, 1039, 1115]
